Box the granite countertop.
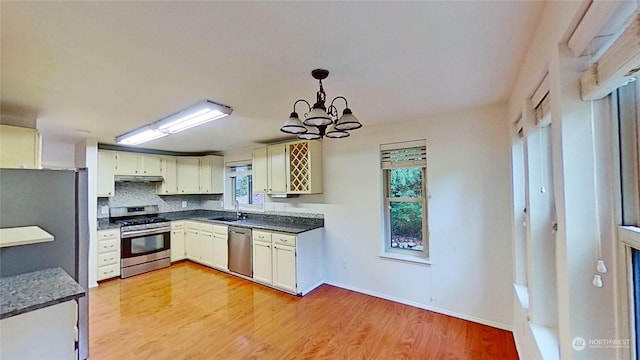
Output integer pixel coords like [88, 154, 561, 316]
[189, 217, 323, 234]
[99, 210, 324, 234]
[0, 267, 85, 320]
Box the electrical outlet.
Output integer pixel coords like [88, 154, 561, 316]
[182, 201, 187, 208]
[101, 206, 109, 215]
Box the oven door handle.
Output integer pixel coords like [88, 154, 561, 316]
[121, 228, 170, 239]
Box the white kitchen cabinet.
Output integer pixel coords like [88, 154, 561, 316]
[211, 225, 228, 271]
[286, 140, 323, 194]
[184, 223, 200, 262]
[156, 156, 178, 195]
[198, 155, 224, 194]
[97, 150, 116, 197]
[253, 140, 322, 195]
[170, 221, 185, 262]
[252, 147, 268, 193]
[114, 151, 139, 175]
[252, 230, 273, 285]
[199, 226, 215, 267]
[177, 157, 200, 194]
[199, 157, 212, 194]
[272, 235, 297, 293]
[0, 301, 76, 360]
[268, 143, 287, 193]
[141, 154, 161, 176]
[115, 152, 161, 176]
[251, 229, 324, 295]
[0, 125, 42, 169]
[97, 228, 120, 281]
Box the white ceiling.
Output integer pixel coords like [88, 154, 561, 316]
[1, 1, 543, 152]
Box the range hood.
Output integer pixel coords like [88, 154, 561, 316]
[114, 175, 164, 182]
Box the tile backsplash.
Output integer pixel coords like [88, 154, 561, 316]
[97, 182, 222, 218]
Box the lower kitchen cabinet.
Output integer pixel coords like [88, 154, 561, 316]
[211, 225, 228, 271]
[252, 240, 272, 285]
[170, 221, 185, 262]
[184, 222, 200, 261]
[199, 228, 215, 267]
[0, 301, 77, 360]
[252, 230, 272, 285]
[272, 236, 297, 293]
[183, 222, 227, 270]
[168, 220, 323, 296]
[96, 228, 120, 281]
[252, 228, 323, 295]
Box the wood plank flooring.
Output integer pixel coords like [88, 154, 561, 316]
[89, 261, 518, 359]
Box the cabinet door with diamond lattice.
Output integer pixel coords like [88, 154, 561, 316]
[287, 140, 322, 194]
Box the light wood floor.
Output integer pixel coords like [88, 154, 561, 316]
[89, 262, 518, 359]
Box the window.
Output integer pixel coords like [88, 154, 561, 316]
[227, 162, 264, 208]
[618, 78, 640, 360]
[381, 140, 429, 260]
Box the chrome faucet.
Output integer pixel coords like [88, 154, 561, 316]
[235, 201, 245, 220]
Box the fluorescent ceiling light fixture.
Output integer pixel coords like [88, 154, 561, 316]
[116, 127, 168, 146]
[116, 100, 232, 145]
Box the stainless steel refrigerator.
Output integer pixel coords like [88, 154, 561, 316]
[0, 168, 90, 360]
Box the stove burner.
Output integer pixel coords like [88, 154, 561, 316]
[117, 217, 169, 226]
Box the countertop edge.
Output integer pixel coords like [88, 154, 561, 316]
[0, 267, 86, 320]
[0, 293, 84, 320]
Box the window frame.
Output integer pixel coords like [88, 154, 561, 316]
[225, 160, 264, 210]
[617, 80, 640, 360]
[379, 141, 430, 264]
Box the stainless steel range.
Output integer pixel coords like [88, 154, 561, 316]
[110, 205, 171, 278]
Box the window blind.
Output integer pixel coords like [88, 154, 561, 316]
[515, 114, 524, 139]
[532, 74, 551, 128]
[581, 14, 640, 100]
[380, 140, 427, 169]
[535, 93, 551, 127]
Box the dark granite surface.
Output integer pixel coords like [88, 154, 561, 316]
[98, 210, 324, 234]
[97, 217, 119, 230]
[0, 267, 85, 320]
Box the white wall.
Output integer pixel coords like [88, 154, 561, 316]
[42, 138, 76, 168]
[226, 104, 514, 329]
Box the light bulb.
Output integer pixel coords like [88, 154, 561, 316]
[596, 259, 608, 274]
[592, 274, 603, 288]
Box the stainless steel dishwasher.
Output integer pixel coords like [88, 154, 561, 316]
[228, 226, 252, 277]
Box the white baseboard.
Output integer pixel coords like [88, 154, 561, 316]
[301, 280, 325, 296]
[324, 280, 513, 332]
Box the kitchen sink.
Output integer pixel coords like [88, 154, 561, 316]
[209, 216, 239, 222]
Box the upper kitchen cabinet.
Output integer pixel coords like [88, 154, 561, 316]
[253, 140, 322, 195]
[176, 157, 200, 194]
[142, 155, 161, 176]
[268, 143, 288, 193]
[97, 150, 116, 197]
[199, 155, 223, 194]
[286, 140, 322, 194]
[252, 147, 268, 193]
[114, 152, 161, 176]
[156, 157, 177, 195]
[0, 125, 42, 169]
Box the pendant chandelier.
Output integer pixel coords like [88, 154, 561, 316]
[280, 68, 362, 140]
